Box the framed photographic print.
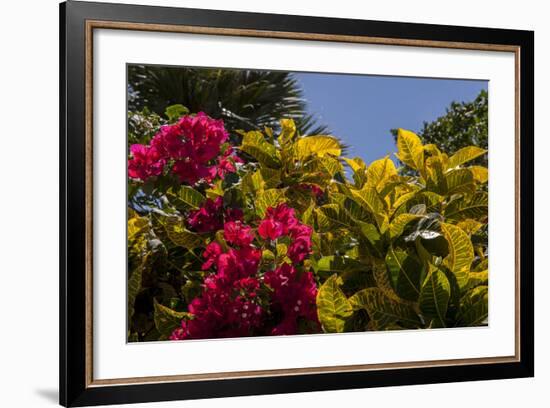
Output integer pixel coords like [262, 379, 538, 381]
[59, 0, 534, 406]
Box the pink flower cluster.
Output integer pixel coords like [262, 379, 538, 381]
[128, 112, 242, 184]
[170, 203, 319, 340]
[258, 204, 313, 263]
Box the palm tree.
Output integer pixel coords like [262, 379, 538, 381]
[128, 65, 328, 136]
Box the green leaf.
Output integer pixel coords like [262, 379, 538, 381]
[457, 285, 488, 326]
[165, 104, 189, 122]
[385, 246, 423, 301]
[162, 217, 203, 249]
[153, 299, 189, 337]
[419, 267, 451, 326]
[316, 274, 353, 333]
[441, 223, 474, 289]
[448, 146, 487, 169]
[241, 130, 281, 168]
[167, 186, 206, 210]
[396, 128, 424, 171]
[295, 135, 342, 160]
[350, 288, 421, 329]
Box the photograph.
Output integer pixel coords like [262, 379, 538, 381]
[126, 64, 489, 342]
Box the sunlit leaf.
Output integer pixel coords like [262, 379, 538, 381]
[241, 130, 281, 168]
[295, 135, 342, 160]
[448, 146, 487, 169]
[441, 223, 474, 289]
[396, 128, 424, 171]
[167, 186, 206, 210]
[367, 156, 398, 191]
[316, 274, 353, 333]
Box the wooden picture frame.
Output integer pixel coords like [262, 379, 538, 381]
[60, 1, 534, 406]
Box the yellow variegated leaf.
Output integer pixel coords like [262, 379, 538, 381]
[316, 274, 353, 333]
[396, 128, 424, 171]
[153, 299, 190, 337]
[128, 211, 149, 241]
[448, 146, 487, 169]
[389, 213, 421, 240]
[445, 192, 488, 221]
[445, 168, 476, 195]
[349, 288, 421, 329]
[456, 219, 484, 235]
[350, 186, 387, 227]
[255, 188, 287, 218]
[466, 270, 488, 290]
[278, 118, 297, 145]
[441, 223, 474, 288]
[205, 179, 224, 199]
[424, 143, 442, 156]
[470, 165, 489, 183]
[425, 155, 447, 191]
[344, 157, 367, 174]
[241, 170, 265, 195]
[458, 285, 488, 326]
[167, 186, 206, 210]
[163, 217, 203, 249]
[295, 135, 342, 160]
[240, 130, 281, 168]
[367, 156, 398, 191]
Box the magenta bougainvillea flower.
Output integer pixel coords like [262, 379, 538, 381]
[264, 263, 319, 335]
[128, 112, 239, 184]
[170, 203, 319, 340]
[127, 144, 165, 180]
[223, 221, 255, 247]
[187, 197, 224, 233]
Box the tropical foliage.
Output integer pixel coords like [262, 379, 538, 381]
[393, 89, 488, 167]
[127, 107, 489, 342]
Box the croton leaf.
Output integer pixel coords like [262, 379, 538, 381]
[241, 130, 281, 168]
[457, 285, 489, 326]
[419, 267, 451, 326]
[385, 246, 423, 301]
[295, 135, 342, 160]
[448, 146, 487, 169]
[167, 186, 206, 210]
[441, 222, 474, 289]
[153, 299, 190, 337]
[316, 274, 353, 333]
[349, 287, 421, 329]
[366, 156, 398, 191]
[396, 128, 424, 172]
[162, 216, 203, 249]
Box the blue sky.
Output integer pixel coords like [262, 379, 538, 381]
[294, 72, 488, 164]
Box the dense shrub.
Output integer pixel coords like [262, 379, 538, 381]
[128, 107, 488, 341]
